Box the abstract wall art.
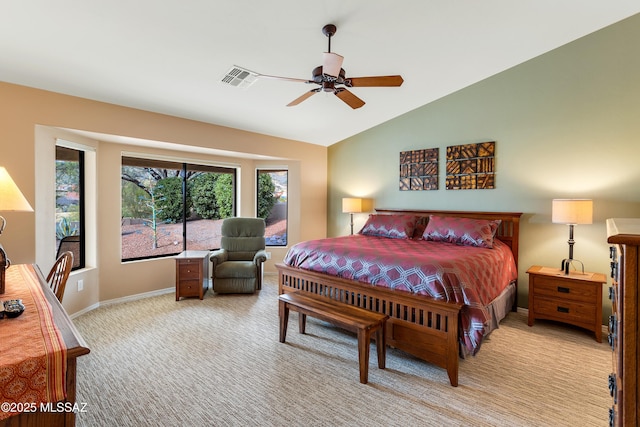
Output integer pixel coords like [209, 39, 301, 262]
[445, 141, 495, 190]
[399, 148, 439, 191]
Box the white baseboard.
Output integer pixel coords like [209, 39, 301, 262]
[69, 287, 174, 319]
[70, 275, 279, 319]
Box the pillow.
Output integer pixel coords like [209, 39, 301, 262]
[359, 214, 418, 239]
[422, 215, 501, 248]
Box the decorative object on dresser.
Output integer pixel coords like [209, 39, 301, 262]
[552, 198, 593, 274]
[277, 208, 522, 387]
[606, 218, 640, 427]
[175, 250, 210, 300]
[526, 265, 605, 342]
[0, 166, 34, 294]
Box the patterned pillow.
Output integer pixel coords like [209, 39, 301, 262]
[422, 215, 501, 248]
[359, 214, 418, 239]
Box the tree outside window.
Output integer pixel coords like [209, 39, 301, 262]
[121, 157, 236, 261]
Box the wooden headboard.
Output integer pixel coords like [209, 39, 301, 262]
[375, 208, 523, 269]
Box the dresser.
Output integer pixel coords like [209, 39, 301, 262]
[606, 218, 640, 427]
[0, 264, 90, 427]
[175, 250, 210, 300]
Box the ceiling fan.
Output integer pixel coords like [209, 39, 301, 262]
[255, 24, 404, 109]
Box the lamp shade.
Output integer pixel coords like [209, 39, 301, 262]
[342, 197, 363, 214]
[322, 52, 344, 78]
[552, 199, 592, 225]
[0, 167, 33, 212]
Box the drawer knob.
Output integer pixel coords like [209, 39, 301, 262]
[556, 306, 569, 314]
[557, 286, 570, 294]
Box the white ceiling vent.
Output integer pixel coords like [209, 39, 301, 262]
[220, 66, 258, 89]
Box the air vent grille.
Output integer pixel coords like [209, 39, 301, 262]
[220, 66, 258, 89]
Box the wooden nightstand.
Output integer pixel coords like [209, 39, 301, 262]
[175, 250, 210, 301]
[526, 265, 606, 342]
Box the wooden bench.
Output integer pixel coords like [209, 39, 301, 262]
[278, 291, 389, 384]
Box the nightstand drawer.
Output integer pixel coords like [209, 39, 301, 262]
[532, 276, 597, 303]
[178, 263, 201, 279]
[178, 280, 201, 296]
[534, 296, 596, 324]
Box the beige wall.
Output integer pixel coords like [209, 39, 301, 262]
[0, 82, 327, 315]
[328, 14, 640, 323]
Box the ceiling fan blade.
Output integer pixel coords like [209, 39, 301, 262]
[257, 73, 313, 84]
[322, 52, 344, 78]
[335, 88, 365, 109]
[286, 89, 320, 107]
[345, 75, 404, 87]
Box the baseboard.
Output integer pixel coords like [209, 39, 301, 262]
[70, 302, 101, 319]
[69, 287, 174, 319]
[69, 275, 278, 319]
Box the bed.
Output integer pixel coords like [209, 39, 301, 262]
[276, 209, 522, 386]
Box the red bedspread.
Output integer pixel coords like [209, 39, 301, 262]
[283, 234, 517, 354]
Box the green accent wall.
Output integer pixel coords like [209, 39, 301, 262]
[328, 13, 640, 321]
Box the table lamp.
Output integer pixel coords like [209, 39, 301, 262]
[342, 197, 363, 235]
[0, 166, 34, 293]
[552, 198, 593, 275]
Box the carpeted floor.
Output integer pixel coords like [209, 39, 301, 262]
[72, 275, 611, 426]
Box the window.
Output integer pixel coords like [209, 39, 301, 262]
[121, 157, 236, 261]
[257, 169, 287, 246]
[55, 146, 84, 270]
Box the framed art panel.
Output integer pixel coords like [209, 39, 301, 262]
[399, 148, 439, 191]
[445, 141, 495, 190]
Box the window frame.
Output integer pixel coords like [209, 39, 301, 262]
[55, 145, 85, 271]
[256, 168, 288, 247]
[121, 155, 237, 262]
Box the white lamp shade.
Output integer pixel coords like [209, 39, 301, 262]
[342, 197, 363, 214]
[0, 167, 33, 212]
[552, 199, 592, 225]
[323, 52, 344, 78]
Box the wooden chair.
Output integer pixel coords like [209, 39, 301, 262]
[56, 235, 81, 269]
[47, 251, 74, 302]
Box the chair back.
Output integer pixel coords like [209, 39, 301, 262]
[57, 235, 81, 269]
[47, 251, 74, 302]
[221, 217, 265, 261]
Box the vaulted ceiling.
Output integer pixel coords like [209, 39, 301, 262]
[1, 1, 638, 146]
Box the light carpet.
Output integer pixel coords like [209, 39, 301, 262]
[73, 275, 611, 427]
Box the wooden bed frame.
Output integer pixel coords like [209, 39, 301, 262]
[276, 209, 522, 386]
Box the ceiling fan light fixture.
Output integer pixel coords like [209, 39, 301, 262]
[240, 23, 403, 109]
[322, 52, 344, 78]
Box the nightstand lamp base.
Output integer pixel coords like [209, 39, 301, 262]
[560, 257, 584, 275]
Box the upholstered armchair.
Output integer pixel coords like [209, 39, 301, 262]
[210, 217, 268, 294]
